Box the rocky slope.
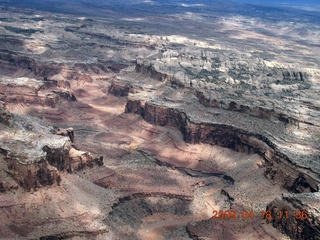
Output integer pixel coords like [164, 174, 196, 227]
[119, 66, 319, 239]
[267, 193, 320, 240]
[0, 2, 319, 239]
[0, 107, 103, 192]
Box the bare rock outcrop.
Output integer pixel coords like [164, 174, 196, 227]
[0, 3, 319, 239]
[55, 127, 75, 143]
[0, 50, 93, 82]
[0, 106, 13, 127]
[126, 100, 320, 192]
[0, 75, 77, 108]
[266, 193, 320, 240]
[6, 157, 62, 192]
[125, 99, 144, 115]
[135, 50, 320, 127]
[135, 61, 172, 82]
[108, 81, 132, 97]
[43, 142, 103, 173]
[124, 83, 319, 239]
[196, 90, 305, 126]
[0, 108, 103, 192]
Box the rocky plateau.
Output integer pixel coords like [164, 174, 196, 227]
[0, 0, 319, 239]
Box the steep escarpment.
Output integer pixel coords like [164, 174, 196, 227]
[266, 193, 320, 240]
[0, 49, 128, 96]
[0, 77, 77, 108]
[126, 100, 319, 193]
[0, 108, 103, 192]
[108, 81, 132, 97]
[0, 50, 102, 82]
[43, 142, 103, 173]
[135, 61, 173, 83]
[123, 78, 320, 239]
[195, 89, 318, 127]
[0, 3, 319, 239]
[135, 51, 320, 128]
[0, 50, 60, 78]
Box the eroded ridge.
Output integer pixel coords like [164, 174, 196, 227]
[0, 2, 319, 239]
[114, 62, 320, 239]
[0, 107, 103, 192]
[267, 193, 320, 240]
[122, 73, 319, 194]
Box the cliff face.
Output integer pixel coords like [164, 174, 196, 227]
[43, 141, 103, 173]
[126, 101, 319, 194]
[8, 89, 75, 108]
[108, 81, 132, 97]
[266, 193, 320, 240]
[0, 48, 130, 86]
[0, 107, 13, 127]
[6, 158, 62, 192]
[0, 51, 60, 78]
[124, 94, 320, 239]
[121, 54, 320, 240]
[143, 102, 180, 127]
[0, 108, 103, 192]
[125, 99, 144, 115]
[196, 90, 301, 125]
[0, 4, 319, 239]
[135, 62, 172, 82]
[135, 52, 320, 128]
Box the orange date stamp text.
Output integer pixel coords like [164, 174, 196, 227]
[212, 209, 308, 220]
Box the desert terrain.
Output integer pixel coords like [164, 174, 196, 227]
[0, 1, 319, 239]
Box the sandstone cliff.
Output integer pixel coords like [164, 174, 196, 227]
[266, 193, 320, 240]
[0, 108, 103, 192]
[126, 99, 319, 194]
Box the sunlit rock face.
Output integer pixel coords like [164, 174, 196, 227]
[0, 107, 103, 192]
[0, 0, 319, 239]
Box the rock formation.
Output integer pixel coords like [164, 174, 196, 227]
[108, 81, 132, 97]
[266, 193, 320, 240]
[0, 107, 103, 192]
[0, 1, 319, 239]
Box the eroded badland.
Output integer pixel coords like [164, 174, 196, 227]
[0, 1, 319, 239]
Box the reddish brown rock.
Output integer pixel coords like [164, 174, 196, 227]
[108, 81, 132, 97]
[266, 193, 320, 240]
[0, 109, 103, 192]
[128, 101, 319, 194]
[125, 99, 144, 115]
[6, 158, 61, 191]
[43, 142, 103, 173]
[135, 61, 172, 82]
[0, 107, 13, 127]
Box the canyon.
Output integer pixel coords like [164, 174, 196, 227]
[0, 1, 319, 239]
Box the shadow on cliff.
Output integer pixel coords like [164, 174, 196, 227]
[104, 191, 196, 240]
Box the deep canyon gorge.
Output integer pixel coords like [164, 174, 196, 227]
[0, 1, 319, 239]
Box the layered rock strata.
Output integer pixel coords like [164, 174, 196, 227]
[125, 95, 320, 194]
[0, 4, 319, 239]
[0, 75, 77, 108]
[108, 81, 132, 97]
[0, 50, 96, 82]
[135, 56, 320, 127]
[0, 108, 103, 191]
[266, 193, 320, 240]
[113, 66, 320, 194]
[121, 72, 319, 239]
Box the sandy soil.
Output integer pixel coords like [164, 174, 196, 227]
[2, 78, 292, 239]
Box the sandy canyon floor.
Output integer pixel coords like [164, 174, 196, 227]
[0, 1, 319, 239]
